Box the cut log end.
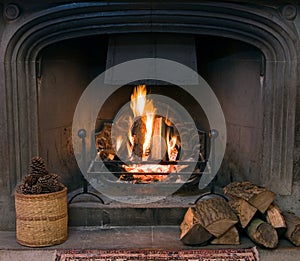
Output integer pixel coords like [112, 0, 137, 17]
[195, 197, 238, 238]
[180, 207, 212, 245]
[249, 191, 276, 213]
[206, 220, 238, 238]
[229, 198, 257, 228]
[266, 204, 286, 237]
[290, 225, 300, 246]
[247, 218, 278, 249]
[180, 224, 212, 245]
[256, 222, 278, 248]
[210, 226, 240, 245]
[282, 211, 300, 246]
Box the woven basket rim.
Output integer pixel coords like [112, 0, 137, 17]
[15, 184, 67, 198]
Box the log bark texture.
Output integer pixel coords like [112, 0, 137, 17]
[180, 207, 212, 245]
[229, 198, 257, 228]
[282, 211, 300, 246]
[246, 218, 278, 249]
[131, 117, 146, 158]
[224, 181, 276, 213]
[195, 197, 238, 238]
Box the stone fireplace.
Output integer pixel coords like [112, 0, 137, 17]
[0, 0, 300, 229]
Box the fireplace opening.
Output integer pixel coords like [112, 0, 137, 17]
[37, 33, 263, 197]
[93, 84, 209, 185]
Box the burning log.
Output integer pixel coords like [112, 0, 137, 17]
[224, 181, 276, 213]
[96, 123, 115, 160]
[282, 211, 300, 246]
[151, 117, 166, 160]
[129, 85, 156, 161]
[246, 218, 278, 249]
[131, 116, 146, 159]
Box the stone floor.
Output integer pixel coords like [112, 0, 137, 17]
[0, 226, 299, 261]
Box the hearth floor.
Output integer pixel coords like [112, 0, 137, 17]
[0, 226, 299, 261]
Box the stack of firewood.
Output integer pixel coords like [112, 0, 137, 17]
[180, 181, 300, 248]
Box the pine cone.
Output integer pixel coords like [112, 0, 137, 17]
[18, 184, 32, 194]
[29, 156, 48, 176]
[37, 173, 60, 193]
[31, 184, 43, 194]
[16, 157, 64, 195]
[23, 174, 39, 187]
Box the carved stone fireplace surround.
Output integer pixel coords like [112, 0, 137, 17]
[0, 0, 300, 229]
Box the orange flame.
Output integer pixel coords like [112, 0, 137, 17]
[167, 129, 178, 162]
[143, 112, 155, 160]
[130, 85, 147, 117]
[130, 85, 156, 160]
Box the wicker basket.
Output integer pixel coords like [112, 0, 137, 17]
[14, 186, 68, 247]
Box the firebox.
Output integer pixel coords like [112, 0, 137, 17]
[1, 1, 299, 229]
[38, 32, 263, 202]
[69, 81, 212, 204]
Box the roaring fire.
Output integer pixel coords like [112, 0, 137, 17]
[117, 85, 181, 182]
[95, 85, 189, 184]
[112, 84, 187, 183]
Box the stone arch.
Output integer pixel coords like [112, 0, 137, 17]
[3, 2, 297, 194]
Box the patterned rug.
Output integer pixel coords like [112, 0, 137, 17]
[56, 247, 259, 261]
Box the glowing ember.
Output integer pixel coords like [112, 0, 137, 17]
[122, 164, 188, 182]
[123, 164, 175, 173]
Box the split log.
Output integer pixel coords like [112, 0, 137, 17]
[224, 181, 276, 213]
[210, 226, 240, 245]
[229, 198, 257, 228]
[180, 207, 212, 245]
[282, 211, 300, 246]
[265, 204, 286, 237]
[151, 117, 166, 160]
[131, 116, 146, 158]
[195, 197, 238, 238]
[246, 218, 278, 249]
